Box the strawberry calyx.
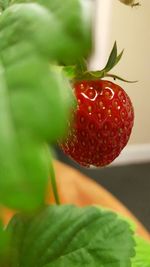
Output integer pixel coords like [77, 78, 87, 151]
[63, 42, 137, 83]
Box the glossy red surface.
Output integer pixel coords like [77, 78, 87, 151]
[60, 80, 134, 167]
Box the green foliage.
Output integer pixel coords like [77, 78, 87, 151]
[0, 2, 145, 267]
[0, 220, 10, 265]
[103, 41, 124, 73]
[132, 236, 150, 267]
[8, 0, 92, 65]
[70, 42, 137, 83]
[6, 205, 135, 267]
[0, 220, 7, 250]
[36, 0, 92, 65]
[0, 0, 10, 10]
[0, 0, 91, 211]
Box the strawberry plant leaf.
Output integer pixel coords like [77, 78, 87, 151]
[0, 220, 7, 251]
[0, 3, 79, 211]
[9, 0, 92, 65]
[103, 43, 124, 73]
[0, 3, 66, 60]
[42, 0, 92, 65]
[0, 52, 66, 211]
[115, 49, 124, 67]
[6, 205, 135, 267]
[132, 236, 150, 267]
[104, 41, 118, 72]
[0, 0, 92, 212]
[0, 220, 10, 265]
[0, 0, 9, 10]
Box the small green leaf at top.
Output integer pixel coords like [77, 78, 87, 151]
[6, 205, 135, 267]
[104, 41, 117, 72]
[104, 42, 124, 73]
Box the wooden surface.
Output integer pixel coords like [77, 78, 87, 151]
[52, 160, 150, 241]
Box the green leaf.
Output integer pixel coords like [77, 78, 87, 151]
[0, 4, 75, 140]
[0, 3, 76, 211]
[0, 220, 7, 250]
[103, 42, 124, 73]
[0, 50, 68, 211]
[0, 220, 10, 265]
[0, 3, 63, 59]
[115, 49, 124, 67]
[0, 0, 10, 10]
[132, 236, 150, 267]
[9, 0, 92, 65]
[104, 42, 118, 72]
[6, 205, 135, 267]
[0, 124, 49, 211]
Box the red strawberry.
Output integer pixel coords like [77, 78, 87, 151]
[59, 80, 134, 167]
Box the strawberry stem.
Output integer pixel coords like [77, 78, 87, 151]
[49, 157, 60, 205]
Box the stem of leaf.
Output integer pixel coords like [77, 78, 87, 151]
[49, 158, 60, 205]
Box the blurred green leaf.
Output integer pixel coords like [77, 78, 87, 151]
[37, 0, 92, 64]
[132, 236, 150, 267]
[0, 220, 10, 265]
[0, 0, 92, 212]
[0, 0, 10, 10]
[63, 65, 76, 80]
[8, 0, 92, 65]
[0, 3, 62, 59]
[0, 129, 50, 211]
[0, 3, 79, 211]
[6, 205, 135, 267]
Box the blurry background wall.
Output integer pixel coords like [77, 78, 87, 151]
[90, 0, 150, 163]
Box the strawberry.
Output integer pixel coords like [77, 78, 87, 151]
[59, 80, 134, 167]
[59, 42, 135, 167]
